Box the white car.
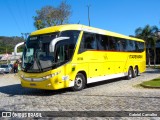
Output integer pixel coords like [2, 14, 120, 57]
[0, 67, 5, 74]
[0, 64, 12, 73]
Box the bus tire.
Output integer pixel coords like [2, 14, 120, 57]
[72, 73, 86, 91]
[133, 66, 138, 77]
[137, 67, 140, 76]
[126, 67, 132, 80]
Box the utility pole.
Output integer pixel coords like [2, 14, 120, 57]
[87, 5, 91, 26]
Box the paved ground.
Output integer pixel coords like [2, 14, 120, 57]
[0, 68, 160, 119]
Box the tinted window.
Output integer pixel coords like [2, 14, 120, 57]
[79, 32, 97, 53]
[136, 41, 144, 52]
[127, 40, 136, 52]
[1, 65, 8, 68]
[97, 34, 109, 50]
[121, 39, 127, 51]
[59, 30, 81, 61]
[60, 30, 80, 44]
[108, 37, 117, 50]
[79, 33, 144, 53]
[116, 38, 121, 51]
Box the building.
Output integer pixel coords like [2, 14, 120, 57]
[0, 52, 22, 64]
[147, 31, 160, 64]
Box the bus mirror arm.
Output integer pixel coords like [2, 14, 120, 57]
[49, 37, 70, 53]
[14, 42, 24, 56]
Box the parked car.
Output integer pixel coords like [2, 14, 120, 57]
[9, 64, 13, 69]
[0, 67, 5, 74]
[0, 64, 12, 73]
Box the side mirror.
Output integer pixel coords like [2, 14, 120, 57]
[49, 37, 70, 52]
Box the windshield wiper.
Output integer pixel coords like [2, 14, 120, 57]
[35, 49, 43, 72]
[25, 63, 33, 70]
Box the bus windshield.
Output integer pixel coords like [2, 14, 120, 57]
[22, 30, 80, 72]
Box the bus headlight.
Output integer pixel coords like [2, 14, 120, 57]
[43, 71, 61, 79]
[43, 74, 53, 79]
[20, 71, 61, 82]
[20, 74, 24, 78]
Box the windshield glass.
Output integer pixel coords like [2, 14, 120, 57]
[22, 30, 80, 73]
[1, 65, 8, 68]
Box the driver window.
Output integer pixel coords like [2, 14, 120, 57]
[55, 45, 65, 62]
[25, 48, 34, 63]
[55, 44, 72, 63]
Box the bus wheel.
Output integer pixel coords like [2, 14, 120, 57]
[133, 66, 138, 78]
[136, 66, 139, 76]
[72, 73, 86, 91]
[126, 67, 132, 80]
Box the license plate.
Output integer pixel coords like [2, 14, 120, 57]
[30, 83, 36, 86]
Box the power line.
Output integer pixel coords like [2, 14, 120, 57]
[5, 0, 22, 34]
[23, 0, 30, 32]
[16, 0, 28, 32]
[87, 5, 91, 26]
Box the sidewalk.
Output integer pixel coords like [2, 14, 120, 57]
[0, 73, 20, 87]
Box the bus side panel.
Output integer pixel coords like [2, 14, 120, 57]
[75, 51, 106, 79]
[106, 52, 127, 74]
[123, 51, 146, 73]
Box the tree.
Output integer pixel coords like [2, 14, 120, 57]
[33, 1, 71, 30]
[135, 25, 158, 67]
[58, 1, 71, 24]
[0, 36, 24, 54]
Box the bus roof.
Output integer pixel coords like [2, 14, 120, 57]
[30, 24, 144, 42]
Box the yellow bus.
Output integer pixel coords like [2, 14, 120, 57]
[18, 24, 146, 91]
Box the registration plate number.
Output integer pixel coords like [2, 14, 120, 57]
[30, 83, 36, 86]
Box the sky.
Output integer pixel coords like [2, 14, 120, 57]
[0, 0, 160, 37]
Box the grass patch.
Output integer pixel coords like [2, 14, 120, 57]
[141, 78, 160, 88]
[133, 84, 143, 88]
[146, 65, 160, 69]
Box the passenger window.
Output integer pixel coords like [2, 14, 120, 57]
[136, 42, 144, 52]
[135, 42, 139, 52]
[120, 39, 127, 51]
[108, 37, 117, 51]
[97, 34, 109, 50]
[79, 32, 97, 53]
[85, 33, 97, 49]
[128, 40, 136, 52]
[139, 42, 144, 52]
[116, 38, 121, 51]
[79, 33, 144, 53]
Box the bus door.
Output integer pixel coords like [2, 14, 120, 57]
[54, 41, 73, 87]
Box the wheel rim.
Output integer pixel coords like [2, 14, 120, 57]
[134, 68, 137, 76]
[129, 69, 132, 78]
[75, 77, 83, 88]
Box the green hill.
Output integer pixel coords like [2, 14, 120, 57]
[0, 36, 24, 54]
